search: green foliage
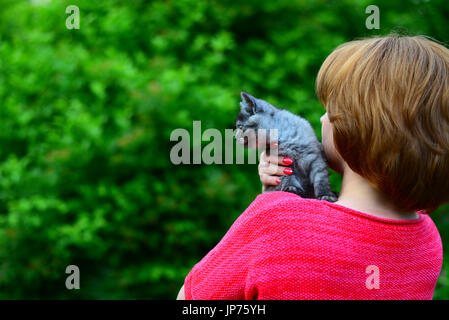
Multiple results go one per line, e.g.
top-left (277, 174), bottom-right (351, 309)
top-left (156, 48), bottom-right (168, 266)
top-left (0, 0), bottom-right (448, 299)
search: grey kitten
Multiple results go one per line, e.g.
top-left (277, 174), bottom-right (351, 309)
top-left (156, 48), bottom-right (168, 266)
top-left (235, 91), bottom-right (337, 202)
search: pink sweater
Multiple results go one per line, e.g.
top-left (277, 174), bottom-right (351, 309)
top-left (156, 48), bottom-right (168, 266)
top-left (184, 191), bottom-right (443, 300)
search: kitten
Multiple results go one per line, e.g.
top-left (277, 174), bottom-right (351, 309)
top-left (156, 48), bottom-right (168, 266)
top-left (235, 91), bottom-right (337, 202)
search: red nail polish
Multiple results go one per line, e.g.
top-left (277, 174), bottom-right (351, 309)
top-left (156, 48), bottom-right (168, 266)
top-left (284, 167), bottom-right (293, 175)
top-left (283, 157), bottom-right (293, 165)
top-left (276, 178), bottom-right (281, 184)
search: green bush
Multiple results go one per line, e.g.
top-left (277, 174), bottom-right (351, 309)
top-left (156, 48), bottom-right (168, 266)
top-left (0, 0), bottom-right (447, 299)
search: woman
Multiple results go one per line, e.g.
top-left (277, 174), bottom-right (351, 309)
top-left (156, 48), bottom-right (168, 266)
top-left (177, 35), bottom-right (449, 299)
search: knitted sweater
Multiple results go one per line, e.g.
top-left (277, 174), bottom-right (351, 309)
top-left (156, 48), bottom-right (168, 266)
top-left (184, 191), bottom-right (443, 300)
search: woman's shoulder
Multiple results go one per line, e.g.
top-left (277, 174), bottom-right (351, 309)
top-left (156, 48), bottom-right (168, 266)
top-left (241, 191), bottom-right (332, 228)
top-left (251, 190), bottom-right (319, 208)
top-left (245, 191), bottom-right (435, 230)
top-left (249, 191), bottom-right (331, 215)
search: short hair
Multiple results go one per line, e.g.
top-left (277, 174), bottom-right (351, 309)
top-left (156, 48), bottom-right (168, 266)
top-left (316, 35), bottom-right (449, 212)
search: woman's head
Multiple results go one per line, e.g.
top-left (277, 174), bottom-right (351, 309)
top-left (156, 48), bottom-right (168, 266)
top-left (316, 35), bottom-right (449, 212)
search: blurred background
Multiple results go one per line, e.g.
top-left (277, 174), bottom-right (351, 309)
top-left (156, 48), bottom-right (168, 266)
top-left (0, 0), bottom-right (447, 299)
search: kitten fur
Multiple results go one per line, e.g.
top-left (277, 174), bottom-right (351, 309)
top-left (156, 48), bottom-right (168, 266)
top-left (235, 91), bottom-right (337, 202)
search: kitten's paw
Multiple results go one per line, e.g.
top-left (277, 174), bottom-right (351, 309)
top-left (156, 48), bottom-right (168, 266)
top-left (283, 186), bottom-right (304, 196)
top-left (317, 194), bottom-right (338, 202)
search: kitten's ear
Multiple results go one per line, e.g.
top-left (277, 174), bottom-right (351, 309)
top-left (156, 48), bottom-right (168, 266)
top-left (240, 91), bottom-right (262, 114)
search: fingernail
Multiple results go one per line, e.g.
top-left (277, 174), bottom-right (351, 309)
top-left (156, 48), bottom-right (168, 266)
top-left (272, 143), bottom-right (278, 148)
top-left (284, 168), bottom-right (293, 175)
top-left (275, 178), bottom-right (281, 184)
top-left (283, 157), bottom-right (293, 165)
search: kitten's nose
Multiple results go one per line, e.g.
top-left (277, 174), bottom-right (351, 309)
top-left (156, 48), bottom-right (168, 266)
top-left (235, 128), bottom-right (247, 145)
top-left (235, 128), bottom-right (242, 140)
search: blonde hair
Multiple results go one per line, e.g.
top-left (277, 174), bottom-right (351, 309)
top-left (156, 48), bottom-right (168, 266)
top-left (316, 35), bottom-right (449, 212)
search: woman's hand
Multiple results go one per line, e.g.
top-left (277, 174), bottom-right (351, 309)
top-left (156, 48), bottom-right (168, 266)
top-left (258, 147), bottom-right (293, 193)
